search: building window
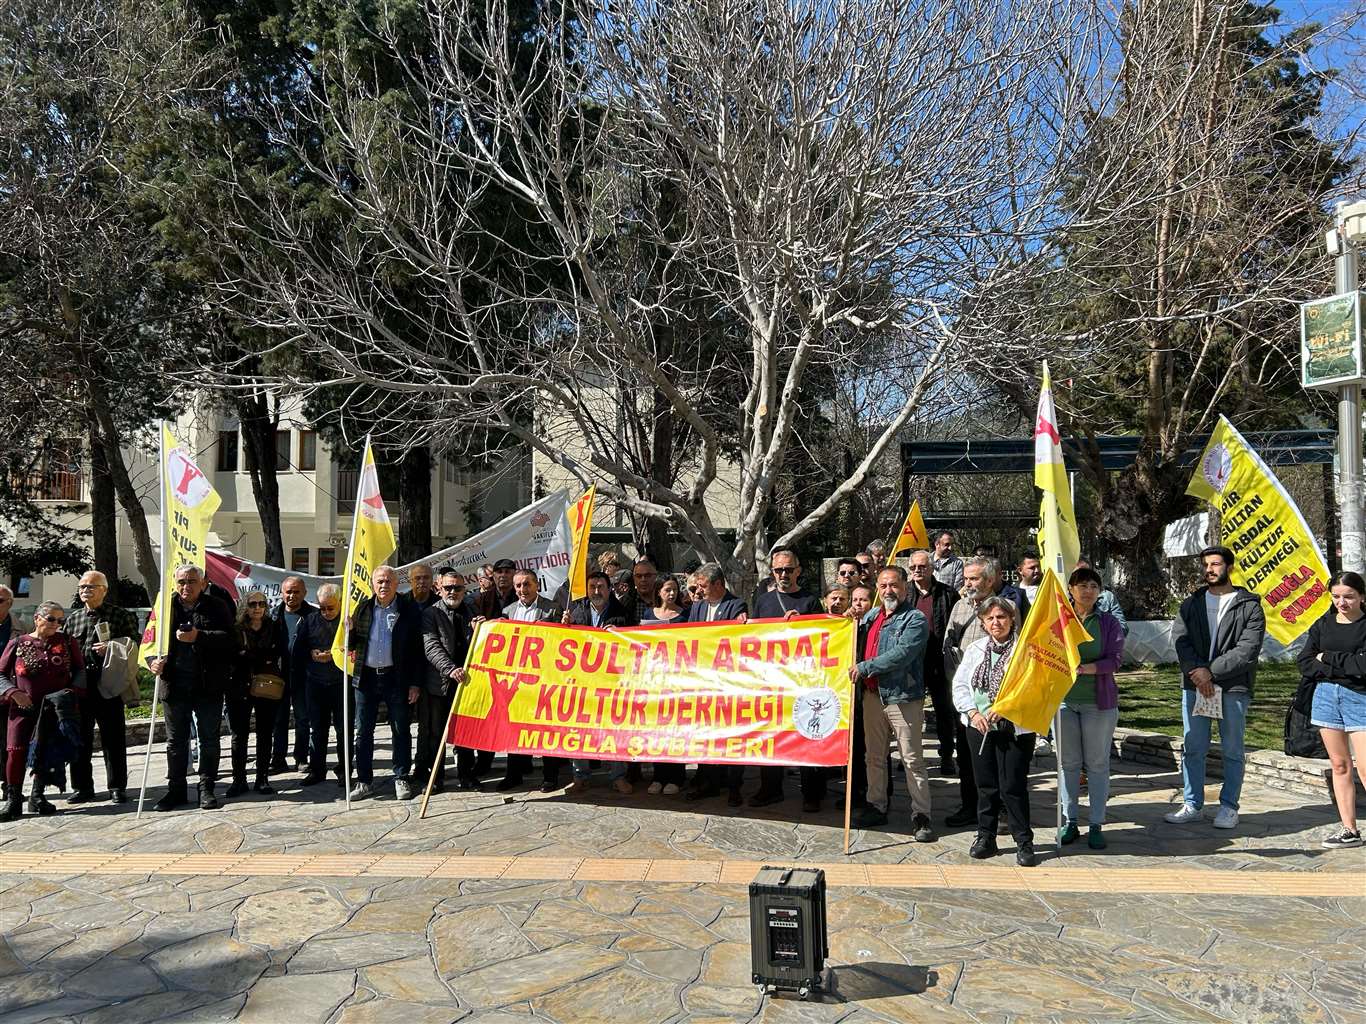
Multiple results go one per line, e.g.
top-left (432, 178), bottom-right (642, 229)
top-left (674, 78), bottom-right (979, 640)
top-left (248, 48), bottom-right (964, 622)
top-left (298, 430), bottom-right (317, 471)
top-left (317, 548), bottom-right (337, 575)
top-left (216, 432), bottom-right (239, 472)
top-left (290, 548), bottom-right (310, 572)
top-left (275, 430), bottom-right (291, 471)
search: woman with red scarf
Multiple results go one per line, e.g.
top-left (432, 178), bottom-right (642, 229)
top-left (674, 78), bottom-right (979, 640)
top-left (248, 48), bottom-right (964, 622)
top-left (0, 601), bottom-right (86, 820)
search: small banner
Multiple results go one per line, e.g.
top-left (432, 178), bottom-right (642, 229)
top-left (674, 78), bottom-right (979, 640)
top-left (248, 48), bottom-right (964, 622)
top-left (567, 485), bottom-right (596, 601)
top-left (332, 439), bottom-right (397, 671)
top-left (449, 616), bottom-right (856, 766)
top-left (1186, 415), bottom-right (1332, 644)
top-left (991, 568), bottom-right (1092, 735)
top-left (888, 499), bottom-right (928, 559)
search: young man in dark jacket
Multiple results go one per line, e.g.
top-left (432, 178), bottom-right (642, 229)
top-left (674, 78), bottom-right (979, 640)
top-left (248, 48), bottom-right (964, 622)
top-left (148, 566), bottom-right (236, 810)
top-left (1167, 545), bottom-right (1267, 830)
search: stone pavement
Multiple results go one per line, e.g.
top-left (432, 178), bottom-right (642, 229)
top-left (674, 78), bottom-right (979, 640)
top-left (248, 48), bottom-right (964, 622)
top-left (0, 736), bottom-right (1360, 1024)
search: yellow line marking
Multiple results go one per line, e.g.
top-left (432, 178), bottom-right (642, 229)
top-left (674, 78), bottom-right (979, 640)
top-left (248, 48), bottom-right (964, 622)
top-left (0, 851), bottom-right (1355, 897)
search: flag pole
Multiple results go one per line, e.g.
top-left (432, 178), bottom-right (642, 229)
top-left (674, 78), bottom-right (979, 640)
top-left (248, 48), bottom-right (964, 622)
top-left (419, 621), bottom-right (482, 820)
top-left (842, 678), bottom-right (859, 855)
top-left (1051, 552), bottom-right (1066, 858)
top-left (339, 446), bottom-right (365, 812)
top-left (136, 423), bottom-right (170, 820)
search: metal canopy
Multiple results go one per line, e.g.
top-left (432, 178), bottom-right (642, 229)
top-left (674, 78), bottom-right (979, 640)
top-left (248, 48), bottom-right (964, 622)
top-left (901, 430), bottom-right (1337, 476)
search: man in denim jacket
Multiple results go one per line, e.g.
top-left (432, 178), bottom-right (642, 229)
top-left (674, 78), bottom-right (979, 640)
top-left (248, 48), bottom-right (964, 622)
top-left (850, 566), bottom-right (933, 841)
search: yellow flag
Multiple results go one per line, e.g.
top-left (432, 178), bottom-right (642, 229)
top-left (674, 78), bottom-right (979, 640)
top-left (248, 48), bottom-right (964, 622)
top-left (888, 499), bottom-right (929, 559)
top-left (1034, 362), bottom-right (1080, 577)
top-left (332, 440), bottom-right (397, 671)
top-left (567, 485), bottom-right (596, 601)
top-left (991, 568), bottom-right (1092, 735)
top-left (142, 422), bottom-right (223, 662)
top-left (1186, 415), bottom-right (1331, 644)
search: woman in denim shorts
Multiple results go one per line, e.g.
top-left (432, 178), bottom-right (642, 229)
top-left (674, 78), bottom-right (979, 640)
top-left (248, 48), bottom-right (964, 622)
top-left (1296, 571), bottom-right (1366, 849)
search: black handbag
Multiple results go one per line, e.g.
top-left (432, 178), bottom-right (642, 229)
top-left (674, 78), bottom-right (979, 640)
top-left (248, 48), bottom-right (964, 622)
top-left (1283, 677), bottom-right (1327, 759)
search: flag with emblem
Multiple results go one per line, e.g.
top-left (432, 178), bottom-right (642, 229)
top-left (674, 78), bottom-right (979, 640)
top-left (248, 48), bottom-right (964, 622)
top-left (990, 568), bottom-right (1092, 735)
top-left (567, 485), bottom-right (596, 601)
top-left (1035, 361), bottom-right (1080, 577)
top-left (332, 439), bottom-right (397, 671)
top-left (887, 499), bottom-right (929, 560)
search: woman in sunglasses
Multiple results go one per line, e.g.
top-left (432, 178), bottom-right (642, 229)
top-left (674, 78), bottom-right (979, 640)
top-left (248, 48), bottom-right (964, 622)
top-left (228, 590), bottom-right (284, 797)
top-left (0, 601), bottom-right (86, 820)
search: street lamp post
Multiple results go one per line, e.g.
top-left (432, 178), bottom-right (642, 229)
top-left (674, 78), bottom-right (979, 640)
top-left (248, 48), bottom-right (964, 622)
top-left (1330, 201), bottom-right (1365, 573)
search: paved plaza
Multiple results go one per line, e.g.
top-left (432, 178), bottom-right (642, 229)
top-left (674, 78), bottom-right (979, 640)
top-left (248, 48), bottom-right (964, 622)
top-left (0, 736), bottom-right (1361, 1024)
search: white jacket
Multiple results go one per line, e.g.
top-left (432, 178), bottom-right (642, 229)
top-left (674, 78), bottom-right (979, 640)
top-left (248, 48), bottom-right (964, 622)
top-left (951, 635), bottom-right (1034, 736)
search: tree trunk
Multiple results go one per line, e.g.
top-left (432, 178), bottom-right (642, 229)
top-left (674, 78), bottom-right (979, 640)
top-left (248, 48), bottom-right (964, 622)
top-left (238, 392), bottom-right (286, 567)
top-left (1098, 457), bottom-right (1192, 618)
top-left (86, 412), bottom-right (118, 586)
top-left (89, 394), bottom-right (160, 599)
top-left (398, 445), bottom-right (432, 563)
top-left (644, 387), bottom-right (675, 573)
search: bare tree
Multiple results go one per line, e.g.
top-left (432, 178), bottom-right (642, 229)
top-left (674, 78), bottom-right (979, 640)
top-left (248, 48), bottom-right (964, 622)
top-left (208, 0), bottom-right (1098, 588)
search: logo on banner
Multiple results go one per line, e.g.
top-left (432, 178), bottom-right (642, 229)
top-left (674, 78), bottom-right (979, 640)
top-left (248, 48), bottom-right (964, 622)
top-left (358, 462), bottom-right (388, 522)
top-left (792, 686), bottom-right (840, 741)
top-left (531, 510), bottom-right (550, 527)
top-left (1201, 444), bottom-right (1232, 493)
top-left (167, 449), bottom-right (213, 508)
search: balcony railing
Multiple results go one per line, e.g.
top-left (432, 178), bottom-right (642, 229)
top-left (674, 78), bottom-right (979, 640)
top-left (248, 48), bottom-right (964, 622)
top-left (336, 468), bottom-right (399, 516)
top-left (13, 466), bottom-right (82, 501)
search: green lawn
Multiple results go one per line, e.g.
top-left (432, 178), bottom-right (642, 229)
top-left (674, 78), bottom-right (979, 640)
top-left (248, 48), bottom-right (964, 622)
top-left (1117, 662), bottom-right (1297, 751)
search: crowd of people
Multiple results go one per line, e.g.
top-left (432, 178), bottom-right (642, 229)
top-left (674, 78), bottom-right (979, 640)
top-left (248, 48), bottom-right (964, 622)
top-left (0, 531), bottom-right (1362, 857)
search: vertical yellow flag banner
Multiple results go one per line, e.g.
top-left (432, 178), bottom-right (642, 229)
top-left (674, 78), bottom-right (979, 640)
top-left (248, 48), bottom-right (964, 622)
top-left (1035, 362), bottom-right (1081, 577)
top-left (143, 423), bottom-right (222, 661)
top-left (991, 569), bottom-right (1092, 735)
top-left (1186, 416), bottom-right (1332, 645)
top-left (888, 499), bottom-right (928, 559)
top-left (332, 441), bottom-right (397, 670)
top-left (567, 485), bottom-right (596, 602)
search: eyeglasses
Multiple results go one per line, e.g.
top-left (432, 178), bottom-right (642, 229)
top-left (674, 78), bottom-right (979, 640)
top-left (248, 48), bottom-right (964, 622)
top-left (772, 566), bottom-right (796, 575)
top-left (246, 600), bottom-right (267, 608)
top-left (77, 583), bottom-right (105, 590)
top-left (440, 585), bottom-right (465, 593)
top-left (42, 615), bottom-right (65, 624)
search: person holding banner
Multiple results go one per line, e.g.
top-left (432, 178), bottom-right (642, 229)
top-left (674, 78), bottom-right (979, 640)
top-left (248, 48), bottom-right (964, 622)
top-left (684, 564), bottom-right (750, 805)
top-left (1056, 567), bottom-right (1126, 850)
top-left (149, 566), bottom-right (236, 811)
top-left (1167, 546), bottom-right (1267, 830)
top-left (1295, 571), bottom-right (1366, 849)
top-left (497, 570), bottom-right (566, 793)
top-left (851, 566), bottom-right (934, 842)
top-left (296, 585), bottom-right (347, 788)
top-left (348, 567), bottom-right (424, 802)
top-left (951, 597), bottom-right (1036, 866)
top-left (652, 578), bottom-right (686, 623)
top-left (420, 571), bottom-right (479, 793)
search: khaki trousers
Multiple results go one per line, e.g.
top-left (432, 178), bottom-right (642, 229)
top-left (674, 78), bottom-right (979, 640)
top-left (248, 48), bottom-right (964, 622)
top-left (862, 691), bottom-right (931, 817)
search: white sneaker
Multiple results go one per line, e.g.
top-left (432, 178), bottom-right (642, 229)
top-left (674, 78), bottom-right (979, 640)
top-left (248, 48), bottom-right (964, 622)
top-left (1212, 806), bottom-right (1239, 829)
top-left (1163, 804), bottom-right (1202, 824)
top-left (394, 778), bottom-right (413, 801)
top-left (349, 782), bottom-right (373, 801)
top-left (647, 781), bottom-right (664, 795)
top-left (662, 783), bottom-right (681, 796)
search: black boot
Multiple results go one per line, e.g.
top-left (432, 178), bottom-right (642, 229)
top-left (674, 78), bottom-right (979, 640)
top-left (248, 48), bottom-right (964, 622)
top-left (199, 784), bottom-right (219, 810)
top-left (0, 790), bottom-right (22, 822)
top-left (225, 774), bottom-right (249, 799)
top-left (154, 786), bottom-right (188, 812)
top-left (26, 783), bottom-right (57, 816)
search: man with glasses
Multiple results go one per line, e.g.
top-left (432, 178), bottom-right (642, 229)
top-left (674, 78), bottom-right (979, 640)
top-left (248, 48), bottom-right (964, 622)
top-left (148, 565), bottom-right (235, 811)
top-left (65, 571), bottom-right (139, 804)
top-left (834, 558), bottom-right (863, 593)
top-left (420, 571), bottom-right (483, 793)
top-left (407, 563), bottom-right (439, 609)
top-left (907, 550), bottom-right (959, 778)
top-left (270, 575), bottom-right (316, 774)
top-left (295, 584), bottom-right (347, 788)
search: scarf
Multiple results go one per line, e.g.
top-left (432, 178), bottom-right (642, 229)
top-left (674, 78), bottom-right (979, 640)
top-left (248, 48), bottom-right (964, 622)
top-left (971, 634), bottom-right (1016, 703)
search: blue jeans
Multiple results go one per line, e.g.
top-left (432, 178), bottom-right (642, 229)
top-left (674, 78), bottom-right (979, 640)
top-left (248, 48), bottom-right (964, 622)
top-left (1057, 702), bottom-right (1118, 826)
top-left (353, 668), bottom-right (412, 784)
top-left (1181, 687), bottom-right (1250, 811)
top-left (572, 759), bottom-right (626, 781)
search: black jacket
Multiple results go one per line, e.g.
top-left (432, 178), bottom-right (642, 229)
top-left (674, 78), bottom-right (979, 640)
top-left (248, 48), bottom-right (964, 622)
top-left (421, 601), bottom-right (472, 696)
top-left (998, 583), bottom-right (1031, 622)
top-left (294, 612), bottom-right (343, 688)
top-left (271, 601), bottom-right (317, 688)
top-left (751, 589), bottom-right (822, 619)
top-left (1172, 587), bottom-right (1267, 695)
top-left (909, 578), bottom-right (956, 684)
top-left (347, 593), bottom-right (424, 682)
top-left (685, 590), bottom-right (748, 623)
top-left (565, 595), bottom-right (634, 627)
top-left (475, 586), bottom-right (517, 620)
top-left (160, 592), bottom-right (236, 697)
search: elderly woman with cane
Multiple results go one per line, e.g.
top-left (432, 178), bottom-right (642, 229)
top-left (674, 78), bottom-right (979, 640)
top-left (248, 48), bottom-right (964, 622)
top-left (952, 596), bottom-right (1037, 866)
top-left (0, 602), bottom-right (86, 820)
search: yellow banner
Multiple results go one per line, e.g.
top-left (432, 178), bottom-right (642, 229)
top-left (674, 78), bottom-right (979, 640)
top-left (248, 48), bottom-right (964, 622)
top-left (567, 485), bottom-right (595, 602)
top-left (1035, 362), bottom-right (1080, 576)
top-left (142, 423), bottom-right (222, 662)
top-left (991, 568), bottom-right (1091, 735)
top-left (1186, 416), bottom-right (1331, 644)
top-left (450, 616), bottom-right (855, 766)
top-left (332, 440), bottom-right (397, 670)
top-left (888, 499), bottom-right (928, 558)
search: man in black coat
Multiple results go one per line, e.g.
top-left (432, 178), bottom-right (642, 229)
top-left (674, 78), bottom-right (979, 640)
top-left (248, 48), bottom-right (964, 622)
top-left (346, 565), bottom-right (424, 801)
top-left (563, 571), bottom-right (634, 627)
top-left (474, 558), bottom-right (517, 619)
top-left (148, 566), bottom-right (236, 810)
top-left (907, 550), bottom-right (960, 776)
top-left (270, 576), bottom-right (316, 773)
top-left (419, 570), bottom-right (481, 792)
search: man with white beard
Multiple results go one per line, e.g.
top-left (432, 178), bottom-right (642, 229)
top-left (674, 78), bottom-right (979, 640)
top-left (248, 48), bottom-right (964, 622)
top-left (848, 566), bottom-right (934, 842)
